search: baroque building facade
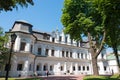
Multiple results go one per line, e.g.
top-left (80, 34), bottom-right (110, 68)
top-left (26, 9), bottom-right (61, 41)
top-left (0, 21), bottom-right (113, 77)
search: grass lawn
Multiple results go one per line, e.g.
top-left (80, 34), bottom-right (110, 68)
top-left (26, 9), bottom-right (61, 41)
top-left (84, 74), bottom-right (120, 80)
top-left (0, 78), bottom-right (42, 80)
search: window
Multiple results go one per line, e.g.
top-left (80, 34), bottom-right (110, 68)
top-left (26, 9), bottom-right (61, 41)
top-left (52, 37), bottom-right (55, 42)
top-left (59, 36), bottom-right (62, 42)
top-left (87, 66), bottom-right (89, 71)
top-left (29, 64), bottom-right (32, 71)
top-left (83, 66), bottom-right (85, 71)
top-left (73, 66), bottom-right (75, 71)
top-left (43, 65), bottom-right (47, 71)
top-left (104, 66), bottom-right (107, 71)
top-left (60, 66), bottom-right (63, 71)
top-left (81, 53), bottom-right (83, 59)
top-left (78, 53), bottom-right (80, 58)
top-left (17, 64), bottom-right (23, 71)
top-left (51, 50), bottom-right (54, 56)
top-left (77, 41), bottom-right (79, 47)
top-left (71, 39), bottom-right (73, 44)
top-left (38, 48), bottom-right (41, 55)
top-left (78, 66), bottom-right (81, 71)
top-left (66, 51), bottom-right (68, 57)
top-left (50, 65), bottom-right (53, 71)
top-left (43, 33), bottom-right (50, 40)
top-left (65, 36), bottom-right (67, 43)
top-left (20, 42), bottom-right (26, 51)
top-left (45, 49), bottom-right (49, 56)
top-left (36, 65), bottom-right (39, 71)
top-left (62, 51), bottom-right (64, 57)
top-left (70, 52), bottom-right (72, 58)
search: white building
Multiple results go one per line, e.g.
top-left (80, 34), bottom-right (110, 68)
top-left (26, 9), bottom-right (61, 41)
top-left (0, 20), bottom-right (114, 77)
top-left (106, 53), bottom-right (120, 74)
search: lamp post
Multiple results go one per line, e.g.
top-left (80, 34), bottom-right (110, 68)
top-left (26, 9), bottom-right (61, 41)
top-left (5, 33), bottom-right (17, 80)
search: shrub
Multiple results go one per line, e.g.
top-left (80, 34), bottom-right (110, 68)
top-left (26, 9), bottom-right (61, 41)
top-left (110, 74), bottom-right (120, 79)
top-left (84, 75), bottom-right (108, 80)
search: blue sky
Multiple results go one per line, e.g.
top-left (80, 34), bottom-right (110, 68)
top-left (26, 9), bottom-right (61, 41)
top-left (0, 0), bottom-right (64, 32)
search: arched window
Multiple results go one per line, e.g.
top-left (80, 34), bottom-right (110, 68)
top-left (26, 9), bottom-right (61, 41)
top-left (43, 64), bottom-right (48, 71)
top-left (50, 65), bottom-right (53, 71)
top-left (36, 65), bottom-right (39, 71)
top-left (43, 65), bottom-right (46, 71)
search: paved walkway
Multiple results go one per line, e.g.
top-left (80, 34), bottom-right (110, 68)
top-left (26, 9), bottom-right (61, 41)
top-left (40, 75), bottom-right (85, 80)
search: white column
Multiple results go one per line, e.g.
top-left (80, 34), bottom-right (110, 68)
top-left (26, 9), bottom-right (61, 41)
top-left (49, 49), bottom-right (51, 57)
top-left (57, 62), bottom-right (61, 75)
top-left (14, 35), bottom-right (21, 52)
top-left (50, 37), bottom-right (52, 42)
top-left (23, 60), bottom-right (29, 76)
top-left (25, 43), bottom-right (31, 52)
top-left (75, 63), bottom-right (78, 74)
top-left (64, 62), bottom-right (67, 73)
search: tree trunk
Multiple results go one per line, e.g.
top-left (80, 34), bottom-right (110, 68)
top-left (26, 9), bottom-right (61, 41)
top-left (113, 46), bottom-right (120, 74)
top-left (87, 31), bottom-right (106, 75)
top-left (90, 48), bottom-right (99, 75)
top-left (92, 57), bottom-right (99, 75)
top-left (88, 32), bottom-right (99, 75)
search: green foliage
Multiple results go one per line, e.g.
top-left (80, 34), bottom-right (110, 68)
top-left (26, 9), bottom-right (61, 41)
top-left (84, 75), bottom-right (120, 80)
top-left (110, 74), bottom-right (120, 79)
top-left (84, 76), bottom-right (108, 80)
top-left (61, 0), bottom-right (104, 42)
top-left (0, 0), bottom-right (34, 12)
top-left (0, 27), bottom-right (9, 65)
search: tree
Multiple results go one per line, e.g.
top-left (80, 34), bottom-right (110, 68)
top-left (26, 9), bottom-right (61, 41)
top-left (0, 0), bottom-right (34, 12)
top-left (61, 0), bottom-right (106, 75)
top-left (0, 27), bottom-right (9, 66)
top-left (95, 0), bottom-right (120, 73)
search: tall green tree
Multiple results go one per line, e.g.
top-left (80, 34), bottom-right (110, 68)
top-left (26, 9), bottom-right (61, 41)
top-left (95, 0), bottom-right (120, 73)
top-left (0, 0), bottom-right (34, 12)
top-left (61, 0), bottom-right (105, 75)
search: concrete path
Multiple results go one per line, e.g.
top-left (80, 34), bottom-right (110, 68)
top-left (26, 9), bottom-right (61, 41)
top-left (40, 75), bottom-right (85, 80)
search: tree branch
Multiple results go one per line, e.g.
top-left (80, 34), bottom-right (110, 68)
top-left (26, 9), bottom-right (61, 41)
top-left (95, 30), bottom-right (106, 58)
